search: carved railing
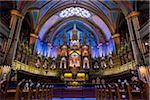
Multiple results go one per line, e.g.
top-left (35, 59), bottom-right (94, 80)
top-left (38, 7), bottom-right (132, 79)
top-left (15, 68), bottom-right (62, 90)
top-left (12, 60), bottom-right (58, 77)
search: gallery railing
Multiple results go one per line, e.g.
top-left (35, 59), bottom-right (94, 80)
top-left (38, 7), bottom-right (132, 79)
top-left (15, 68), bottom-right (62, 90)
top-left (90, 61), bottom-right (136, 76)
top-left (102, 61), bottom-right (136, 76)
top-left (12, 60), bottom-right (58, 77)
top-left (12, 60), bottom-right (136, 77)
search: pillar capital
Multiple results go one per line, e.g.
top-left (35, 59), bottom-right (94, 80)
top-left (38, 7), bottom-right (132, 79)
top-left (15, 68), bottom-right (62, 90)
top-left (30, 33), bottom-right (38, 45)
top-left (30, 33), bottom-right (38, 39)
top-left (111, 33), bottom-right (120, 39)
top-left (112, 33), bottom-right (120, 50)
top-left (10, 10), bottom-right (22, 18)
top-left (126, 11), bottom-right (139, 19)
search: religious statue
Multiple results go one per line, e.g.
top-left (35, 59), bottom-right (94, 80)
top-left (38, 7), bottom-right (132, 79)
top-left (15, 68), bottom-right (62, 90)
top-left (43, 59), bottom-right (48, 69)
top-left (101, 56), bottom-right (107, 68)
top-left (51, 60), bottom-right (56, 69)
top-left (108, 54), bottom-right (113, 67)
top-left (16, 41), bottom-right (23, 61)
top-left (60, 57), bottom-right (67, 69)
top-left (35, 57), bottom-right (41, 68)
top-left (24, 80), bottom-right (29, 90)
top-left (69, 52), bottom-right (80, 68)
top-left (21, 42), bottom-right (26, 63)
top-left (92, 79), bottom-right (95, 84)
top-left (94, 62), bottom-right (99, 69)
top-left (96, 77), bottom-right (100, 84)
top-left (83, 57), bottom-right (89, 69)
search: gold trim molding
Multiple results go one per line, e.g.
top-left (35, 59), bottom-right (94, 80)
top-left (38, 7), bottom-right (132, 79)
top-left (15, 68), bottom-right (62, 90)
top-left (112, 34), bottom-right (120, 39)
top-left (127, 11), bottom-right (139, 19)
top-left (11, 10), bottom-right (22, 17)
top-left (12, 60), bottom-right (58, 77)
top-left (30, 33), bottom-right (38, 38)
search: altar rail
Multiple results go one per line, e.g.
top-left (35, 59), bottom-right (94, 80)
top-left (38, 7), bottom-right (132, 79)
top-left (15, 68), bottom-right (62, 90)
top-left (12, 60), bottom-right (58, 77)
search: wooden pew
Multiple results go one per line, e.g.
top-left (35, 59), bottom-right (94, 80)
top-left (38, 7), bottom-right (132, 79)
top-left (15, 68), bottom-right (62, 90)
top-left (15, 79), bottom-right (25, 100)
top-left (119, 82), bottom-right (126, 99)
top-left (95, 89), bottom-right (99, 100)
top-left (108, 84), bottom-right (113, 100)
top-left (48, 85), bottom-right (53, 99)
top-left (143, 82), bottom-right (149, 100)
top-left (41, 84), bottom-right (46, 99)
top-left (103, 84), bottom-right (108, 99)
top-left (35, 83), bottom-right (40, 99)
top-left (99, 85), bottom-right (103, 100)
top-left (0, 79), bottom-right (7, 100)
top-left (45, 84), bottom-right (49, 99)
top-left (125, 82), bottom-right (132, 100)
top-left (114, 83), bottom-right (121, 100)
top-left (28, 82), bottom-right (34, 100)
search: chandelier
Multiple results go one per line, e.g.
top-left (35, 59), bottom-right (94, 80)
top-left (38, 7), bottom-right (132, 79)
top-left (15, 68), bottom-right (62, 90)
top-left (59, 7), bottom-right (91, 18)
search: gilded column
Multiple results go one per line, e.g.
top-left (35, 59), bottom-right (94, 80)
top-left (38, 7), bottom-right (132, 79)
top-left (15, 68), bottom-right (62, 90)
top-left (126, 17), bottom-right (141, 65)
top-left (11, 16), bottom-right (24, 61)
top-left (30, 33), bottom-right (38, 54)
top-left (4, 10), bottom-right (24, 64)
top-left (3, 10), bottom-right (22, 64)
top-left (128, 11), bottom-right (145, 63)
top-left (3, 10), bottom-right (21, 62)
top-left (112, 33), bottom-right (120, 54)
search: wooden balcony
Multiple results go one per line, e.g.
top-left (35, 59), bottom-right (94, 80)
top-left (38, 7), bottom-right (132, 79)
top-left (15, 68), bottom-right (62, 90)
top-left (102, 61), bottom-right (136, 76)
top-left (12, 60), bottom-right (136, 77)
top-left (12, 60), bottom-right (58, 77)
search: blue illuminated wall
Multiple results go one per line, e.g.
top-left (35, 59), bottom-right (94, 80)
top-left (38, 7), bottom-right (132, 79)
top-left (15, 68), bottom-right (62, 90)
top-left (52, 23), bottom-right (97, 47)
top-left (35, 21), bottom-right (115, 58)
